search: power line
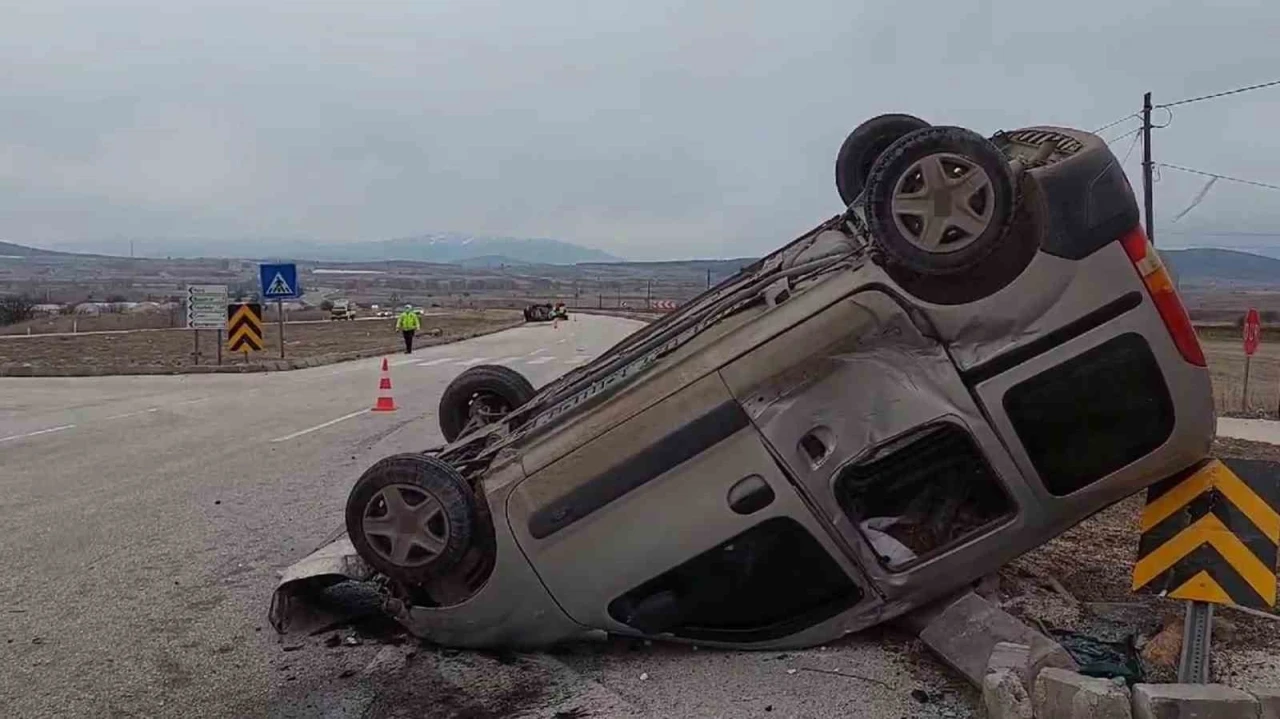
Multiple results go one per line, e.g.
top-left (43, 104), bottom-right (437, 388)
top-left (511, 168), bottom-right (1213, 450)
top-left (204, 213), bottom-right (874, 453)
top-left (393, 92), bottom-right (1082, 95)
top-left (1119, 129), bottom-right (1142, 164)
top-left (1156, 78), bottom-right (1280, 109)
top-left (1093, 113), bottom-right (1140, 134)
top-left (1156, 163), bottom-right (1280, 192)
top-left (1105, 126), bottom-right (1142, 146)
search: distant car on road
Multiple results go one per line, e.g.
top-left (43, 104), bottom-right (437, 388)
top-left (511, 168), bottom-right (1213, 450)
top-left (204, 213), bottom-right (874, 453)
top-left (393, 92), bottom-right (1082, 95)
top-left (329, 299), bottom-right (357, 320)
top-left (275, 118), bottom-right (1213, 652)
top-left (523, 303), bottom-right (555, 322)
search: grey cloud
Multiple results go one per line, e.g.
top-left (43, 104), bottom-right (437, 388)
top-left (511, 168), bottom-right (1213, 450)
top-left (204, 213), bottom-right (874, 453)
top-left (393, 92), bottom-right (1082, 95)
top-left (2, 0), bottom-right (1280, 259)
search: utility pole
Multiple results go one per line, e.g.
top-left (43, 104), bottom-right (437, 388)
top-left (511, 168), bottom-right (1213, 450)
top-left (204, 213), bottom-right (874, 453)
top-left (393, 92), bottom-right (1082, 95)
top-left (1143, 90), bottom-right (1208, 677)
top-left (1142, 91), bottom-right (1156, 245)
top-left (706, 268), bottom-right (712, 289)
top-left (646, 278), bottom-right (653, 309)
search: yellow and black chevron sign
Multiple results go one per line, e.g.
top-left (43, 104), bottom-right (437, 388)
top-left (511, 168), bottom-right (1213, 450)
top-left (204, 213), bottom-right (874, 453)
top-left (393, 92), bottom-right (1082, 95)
top-left (226, 302), bottom-right (263, 352)
top-left (1132, 458), bottom-right (1280, 609)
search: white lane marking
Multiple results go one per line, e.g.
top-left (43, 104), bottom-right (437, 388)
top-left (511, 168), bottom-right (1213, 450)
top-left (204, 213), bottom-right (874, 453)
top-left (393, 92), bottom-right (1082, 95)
top-left (173, 397), bottom-right (210, 406)
top-left (0, 424), bottom-right (76, 444)
top-left (455, 357), bottom-right (492, 367)
top-left (526, 356), bottom-right (556, 365)
top-left (416, 357), bottom-right (459, 367)
top-left (491, 356), bottom-right (521, 365)
top-left (103, 408), bottom-right (160, 421)
top-left (564, 356), bottom-right (590, 365)
top-left (530, 348), bottom-right (547, 355)
top-left (269, 409), bottom-right (370, 443)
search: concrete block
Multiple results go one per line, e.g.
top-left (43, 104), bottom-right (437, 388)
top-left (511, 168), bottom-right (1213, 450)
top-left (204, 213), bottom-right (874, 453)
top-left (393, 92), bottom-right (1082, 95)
top-left (1034, 668), bottom-right (1131, 719)
top-left (913, 591), bottom-right (1076, 687)
top-left (1253, 687), bottom-right (1280, 719)
top-left (988, 642), bottom-right (1032, 685)
top-left (984, 669), bottom-right (1033, 719)
top-left (1132, 684), bottom-right (1258, 719)
top-left (1029, 633), bottom-right (1081, 680)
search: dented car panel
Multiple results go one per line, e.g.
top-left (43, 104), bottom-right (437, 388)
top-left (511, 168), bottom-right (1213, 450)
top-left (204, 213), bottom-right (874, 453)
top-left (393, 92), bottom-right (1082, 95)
top-left (273, 123), bottom-right (1216, 651)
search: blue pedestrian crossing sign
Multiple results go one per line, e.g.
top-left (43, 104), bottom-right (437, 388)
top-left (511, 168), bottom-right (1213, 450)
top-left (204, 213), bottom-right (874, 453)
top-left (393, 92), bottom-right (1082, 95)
top-left (259, 263), bottom-right (300, 299)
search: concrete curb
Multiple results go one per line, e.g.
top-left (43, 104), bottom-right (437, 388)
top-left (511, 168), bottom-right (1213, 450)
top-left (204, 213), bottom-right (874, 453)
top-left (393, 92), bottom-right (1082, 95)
top-left (0, 320), bottom-right (524, 377)
top-left (985, 665), bottom-right (1276, 718)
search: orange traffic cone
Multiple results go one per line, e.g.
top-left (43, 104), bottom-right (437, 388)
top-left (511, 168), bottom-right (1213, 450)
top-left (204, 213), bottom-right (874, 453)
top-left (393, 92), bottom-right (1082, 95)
top-left (373, 357), bottom-right (398, 412)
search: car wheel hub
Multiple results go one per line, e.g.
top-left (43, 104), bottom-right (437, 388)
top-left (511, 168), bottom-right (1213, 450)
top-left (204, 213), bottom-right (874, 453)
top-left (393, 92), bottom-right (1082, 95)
top-left (890, 152), bottom-right (994, 253)
top-left (361, 483), bottom-right (451, 567)
top-left (467, 392), bottom-right (511, 426)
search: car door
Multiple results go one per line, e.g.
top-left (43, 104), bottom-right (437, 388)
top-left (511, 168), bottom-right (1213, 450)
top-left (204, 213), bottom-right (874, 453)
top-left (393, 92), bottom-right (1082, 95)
top-left (717, 287), bottom-right (1034, 605)
top-left (506, 370), bottom-right (876, 645)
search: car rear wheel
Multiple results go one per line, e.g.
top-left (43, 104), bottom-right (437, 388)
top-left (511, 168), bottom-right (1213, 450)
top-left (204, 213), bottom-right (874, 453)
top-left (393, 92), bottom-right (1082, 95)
top-left (438, 364), bottom-right (536, 442)
top-left (345, 453), bottom-right (476, 584)
top-left (864, 126), bottom-right (1016, 278)
top-left (835, 113), bottom-right (931, 207)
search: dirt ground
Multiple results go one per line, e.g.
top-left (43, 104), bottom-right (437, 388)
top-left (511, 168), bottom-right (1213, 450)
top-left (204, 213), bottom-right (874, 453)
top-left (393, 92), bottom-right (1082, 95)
top-left (0, 310), bottom-right (521, 371)
top-left (1203, 336), bottom-right (1280, 416)
top-left (999, 436), bottom-right (1280, 690)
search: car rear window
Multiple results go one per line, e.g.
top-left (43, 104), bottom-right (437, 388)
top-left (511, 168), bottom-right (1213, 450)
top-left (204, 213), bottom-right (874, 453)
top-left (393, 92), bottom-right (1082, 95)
top-left (1003, 332), bottom-right (1175, 496)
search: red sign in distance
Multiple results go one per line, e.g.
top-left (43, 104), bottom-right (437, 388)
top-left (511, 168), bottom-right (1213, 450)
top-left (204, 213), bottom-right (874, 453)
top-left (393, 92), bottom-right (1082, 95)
top-left (1245, 308), bottom-right (1261, 356)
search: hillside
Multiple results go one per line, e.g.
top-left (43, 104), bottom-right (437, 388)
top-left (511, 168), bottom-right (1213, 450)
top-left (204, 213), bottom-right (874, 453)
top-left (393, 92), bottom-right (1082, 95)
top-left (0, 241), bottom-right (68, 257)
top-left (380, 235), bottom-right (620, 264)
top-left (1162, 247), bottom-right (1280, 287)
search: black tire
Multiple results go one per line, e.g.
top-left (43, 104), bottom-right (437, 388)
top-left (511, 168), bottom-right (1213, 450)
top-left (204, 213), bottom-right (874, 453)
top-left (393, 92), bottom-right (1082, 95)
top-left (864, 126), bottom-right (1016, 277)
top-left (345, 453), bottom-right (476, 584)
top-left (438, 364), bottom-right (536, 442)
top-left (835, 113), bottom-right (930, 207)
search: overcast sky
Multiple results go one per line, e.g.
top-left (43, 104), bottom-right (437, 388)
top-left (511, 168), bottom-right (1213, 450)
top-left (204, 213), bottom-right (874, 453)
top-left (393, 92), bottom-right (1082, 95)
top-left (3, 0), bottom-right (1280, 260)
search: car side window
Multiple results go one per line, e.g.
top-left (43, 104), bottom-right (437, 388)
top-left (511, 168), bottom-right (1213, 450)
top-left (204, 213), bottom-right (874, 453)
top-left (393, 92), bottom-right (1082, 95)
top-left (607, 517), bottom-right (863, 643)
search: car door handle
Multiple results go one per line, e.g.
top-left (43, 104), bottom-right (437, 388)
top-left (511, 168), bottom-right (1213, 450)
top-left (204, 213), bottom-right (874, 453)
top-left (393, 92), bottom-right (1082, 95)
top-left (728, 475), bottom-right (775, 515)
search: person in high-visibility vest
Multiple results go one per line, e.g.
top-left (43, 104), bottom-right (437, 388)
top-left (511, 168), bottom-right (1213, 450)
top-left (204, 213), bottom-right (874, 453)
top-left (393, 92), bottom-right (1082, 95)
top-left (396, 305), bottom-right (421, 353)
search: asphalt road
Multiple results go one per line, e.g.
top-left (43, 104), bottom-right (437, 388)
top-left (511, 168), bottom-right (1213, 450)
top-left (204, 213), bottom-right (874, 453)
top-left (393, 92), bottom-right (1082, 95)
top-left (0, 314), bottom-right (970, 719)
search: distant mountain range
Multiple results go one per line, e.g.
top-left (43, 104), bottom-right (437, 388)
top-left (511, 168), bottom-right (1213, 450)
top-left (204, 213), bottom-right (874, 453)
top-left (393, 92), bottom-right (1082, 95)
top-left (1161, 247), bottom-right (1280, 287)
top-left (9, 235), bottom-right (1280, 289)
top-left (40, 234), bottom-right (622, 265)
top-left (0, 241), bottom-right (69, 257)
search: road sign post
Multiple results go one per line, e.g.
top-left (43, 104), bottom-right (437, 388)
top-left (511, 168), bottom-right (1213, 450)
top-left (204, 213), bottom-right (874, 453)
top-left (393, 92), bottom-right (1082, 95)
top-left (1244, 308), bottom-right (1260, 411)
top-left (1132, 458), bottom-right (1280, 683)
top-left (259, 264), bottom-right (299, 359)
top-left (187, 284), bottom-right (228, 366)
top-left (226, 303), bottom-right (264, 358)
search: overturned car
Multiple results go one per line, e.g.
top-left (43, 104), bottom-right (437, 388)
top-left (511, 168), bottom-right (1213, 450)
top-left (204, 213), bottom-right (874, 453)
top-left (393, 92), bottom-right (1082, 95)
top-left (272, 117), bottom-right (1214, 650)
top-left (523, 303), bottom-right (568, 322)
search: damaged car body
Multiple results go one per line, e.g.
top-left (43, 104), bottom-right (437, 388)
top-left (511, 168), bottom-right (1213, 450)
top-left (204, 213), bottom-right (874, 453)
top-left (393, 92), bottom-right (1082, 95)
top-left (272, 118), bottom-right (1215, 650)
